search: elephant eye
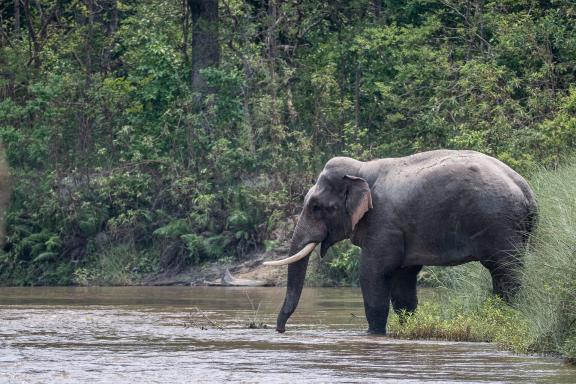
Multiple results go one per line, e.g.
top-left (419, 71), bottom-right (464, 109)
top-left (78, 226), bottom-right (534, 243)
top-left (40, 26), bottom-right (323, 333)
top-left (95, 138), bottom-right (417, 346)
top-left (310, 203), bottom-right (322, 213)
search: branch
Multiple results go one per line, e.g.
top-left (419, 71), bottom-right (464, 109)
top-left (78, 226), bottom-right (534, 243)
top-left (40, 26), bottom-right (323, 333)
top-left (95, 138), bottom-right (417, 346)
top-left (22, 0), bottom-right (41, 66)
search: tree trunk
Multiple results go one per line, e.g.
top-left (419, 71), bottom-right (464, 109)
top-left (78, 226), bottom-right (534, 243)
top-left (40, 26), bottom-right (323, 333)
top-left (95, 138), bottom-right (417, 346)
top-left (186, 0), bottom-right (220, 169)
top-left (77, 0), bottom-right (95, 167)
top-left (101, 0), bottom-right (118, 73)
top-left (188, 0), bottom-right (220, 94)
top-left (354, 66), bottom-right (361, 131)
top-left (373, 0), bottom-right (381, 19)
top-left (0, 144), bottom-right (11, 249)
top-left (181, 0), bottom-right (191, 67)
top-left (22, 0), bottom-right (41, 67)
top-left (14, 0), bottom-right (20, 33)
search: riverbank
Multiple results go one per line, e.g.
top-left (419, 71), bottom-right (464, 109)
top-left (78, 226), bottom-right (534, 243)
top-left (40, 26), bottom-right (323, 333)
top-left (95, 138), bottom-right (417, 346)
top-left (4, 161), bottom-right (576, 366)
top-left (142, 249), bottom-right (288, 287)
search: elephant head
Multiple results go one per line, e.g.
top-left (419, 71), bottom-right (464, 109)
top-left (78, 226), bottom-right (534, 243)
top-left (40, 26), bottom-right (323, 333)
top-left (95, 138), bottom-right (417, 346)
top-left (264, 157), bottom-right (372, 332)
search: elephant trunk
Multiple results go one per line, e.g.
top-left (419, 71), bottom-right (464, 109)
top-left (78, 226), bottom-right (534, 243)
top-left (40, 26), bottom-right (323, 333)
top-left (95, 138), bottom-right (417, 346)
top-left (276, 221), bottom-right (312, 333)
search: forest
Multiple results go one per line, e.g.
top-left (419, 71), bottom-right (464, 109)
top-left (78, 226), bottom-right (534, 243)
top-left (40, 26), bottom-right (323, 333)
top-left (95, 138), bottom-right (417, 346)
top-left (0, 0), bottom-right (575, 286)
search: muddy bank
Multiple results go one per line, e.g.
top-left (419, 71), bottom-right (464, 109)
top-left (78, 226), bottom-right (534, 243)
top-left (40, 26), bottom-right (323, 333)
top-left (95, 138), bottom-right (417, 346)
top-left (143, 248), bottom-right (289, 287)
top-left (143, 217), bottom-right (296, 287)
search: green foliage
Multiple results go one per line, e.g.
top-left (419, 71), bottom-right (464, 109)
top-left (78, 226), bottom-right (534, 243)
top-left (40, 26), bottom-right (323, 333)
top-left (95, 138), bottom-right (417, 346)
top-left (326, 242), bottom-right (361, 285)
top-left (180, 233), bottom-right (231, 264)
top-left (308, 241), bottom-right (361, 286)
top-left (388, 297), bottom-right (533, 353)
top-left (153, 220), bottom-right (192, 238)
top-left (562, 334), bottom-right (576, 364)
top-left (72, 244), bottom-right (157, 286)
top-left (1, 1), bottom-right (576, 285)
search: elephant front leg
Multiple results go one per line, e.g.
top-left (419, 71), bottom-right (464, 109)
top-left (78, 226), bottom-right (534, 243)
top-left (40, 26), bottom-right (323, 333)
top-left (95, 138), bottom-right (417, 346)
top-left (359, 230), bottom-right (405, 334)
top-left (360, 267), bottom-right (393, 334)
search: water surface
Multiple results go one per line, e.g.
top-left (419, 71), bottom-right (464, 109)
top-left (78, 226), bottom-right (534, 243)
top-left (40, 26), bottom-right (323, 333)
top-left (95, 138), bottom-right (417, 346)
top-left (0, 286), bottom-right (574, 383)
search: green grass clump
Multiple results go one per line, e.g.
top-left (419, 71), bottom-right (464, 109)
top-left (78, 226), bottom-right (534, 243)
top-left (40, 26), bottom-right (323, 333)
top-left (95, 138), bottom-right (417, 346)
top-left (387, 297), bottom-right (533, 353)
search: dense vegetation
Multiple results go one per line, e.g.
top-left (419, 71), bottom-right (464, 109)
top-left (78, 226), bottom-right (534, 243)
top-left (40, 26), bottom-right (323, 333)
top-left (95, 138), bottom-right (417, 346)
top-left (0, 1), bottom-right (575, 287)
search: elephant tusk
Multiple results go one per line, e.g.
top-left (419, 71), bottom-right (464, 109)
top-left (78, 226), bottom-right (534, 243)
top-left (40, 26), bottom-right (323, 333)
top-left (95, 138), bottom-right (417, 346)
top-left (263, 243), bottom-right (318, 266)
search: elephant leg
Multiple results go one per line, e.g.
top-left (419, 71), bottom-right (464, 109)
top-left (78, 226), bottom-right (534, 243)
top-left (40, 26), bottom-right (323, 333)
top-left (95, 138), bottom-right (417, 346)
top-left (360, 264), bottom-right (392, 334)
top-left (478, 226), bottom-right (526, 303)
top-left (359, 230), bottom-right (404, 335)
top-left (390, 265), bottom-right (422, 322)
top-left (481, 252), bottom-right (523, 303)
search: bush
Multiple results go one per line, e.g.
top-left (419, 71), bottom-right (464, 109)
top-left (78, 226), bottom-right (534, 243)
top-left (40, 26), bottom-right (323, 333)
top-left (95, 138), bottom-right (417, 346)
top-left (307, 241), bottom-right (361, 287)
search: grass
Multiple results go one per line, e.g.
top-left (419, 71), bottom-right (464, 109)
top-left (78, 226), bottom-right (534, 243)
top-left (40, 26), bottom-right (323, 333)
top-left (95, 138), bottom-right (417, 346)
top-left (516, 162), bottom-right (576, 361)
top-left (387, 296), bottom-right (533, 353)
top-left (73, 244), bottom-right (138, 286)
top-left (244, 291), bottom-right (269, 329)
top-left (388, 161), bottom-right (576, 363)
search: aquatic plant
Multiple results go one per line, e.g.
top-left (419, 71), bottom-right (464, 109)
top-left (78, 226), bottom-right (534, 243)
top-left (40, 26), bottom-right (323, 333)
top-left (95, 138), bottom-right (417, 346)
top-left (244, 291), bottom-right (270, 329)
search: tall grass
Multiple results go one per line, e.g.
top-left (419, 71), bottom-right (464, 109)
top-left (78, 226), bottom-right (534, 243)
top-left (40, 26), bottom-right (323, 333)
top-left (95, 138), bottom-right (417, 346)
top-left (516, 162), bottom-right (576, 361)
top-left (73, 244), bottom-right (139, 286)
top-left (391, 161), bottom-right (576, 362)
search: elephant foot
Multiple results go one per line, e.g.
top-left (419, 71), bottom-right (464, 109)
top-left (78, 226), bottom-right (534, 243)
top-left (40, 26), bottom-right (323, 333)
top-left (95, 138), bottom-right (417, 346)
top-left (367, 327), bottom-right (387, 335)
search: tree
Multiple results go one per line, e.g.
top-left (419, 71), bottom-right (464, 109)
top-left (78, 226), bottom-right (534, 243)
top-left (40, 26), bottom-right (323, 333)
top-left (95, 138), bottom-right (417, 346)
top-left (188, 0), bottom-right (220, 93)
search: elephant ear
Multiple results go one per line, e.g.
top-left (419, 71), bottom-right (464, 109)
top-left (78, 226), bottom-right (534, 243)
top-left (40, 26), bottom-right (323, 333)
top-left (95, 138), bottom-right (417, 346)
top-left (344, 175), bottom-right (373, 232)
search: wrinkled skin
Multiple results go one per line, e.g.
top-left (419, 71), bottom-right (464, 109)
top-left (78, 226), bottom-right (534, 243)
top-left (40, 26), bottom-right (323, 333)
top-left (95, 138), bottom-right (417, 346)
top-left (276, 150), bottom-right (538, 334)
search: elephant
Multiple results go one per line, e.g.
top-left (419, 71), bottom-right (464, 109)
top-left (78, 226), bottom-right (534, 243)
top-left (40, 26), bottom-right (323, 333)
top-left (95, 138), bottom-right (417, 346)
top-left (264, 150), bottom-right (537, 334)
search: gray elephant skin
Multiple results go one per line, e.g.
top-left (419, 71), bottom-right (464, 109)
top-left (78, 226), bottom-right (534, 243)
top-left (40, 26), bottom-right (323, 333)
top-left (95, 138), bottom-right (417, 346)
top-left (266, 150), bottom-right (537, 334)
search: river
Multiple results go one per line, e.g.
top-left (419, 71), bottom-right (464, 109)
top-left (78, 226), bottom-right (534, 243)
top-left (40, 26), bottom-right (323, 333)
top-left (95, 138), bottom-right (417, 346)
top-left (0, 286), bottom-right (574, 383)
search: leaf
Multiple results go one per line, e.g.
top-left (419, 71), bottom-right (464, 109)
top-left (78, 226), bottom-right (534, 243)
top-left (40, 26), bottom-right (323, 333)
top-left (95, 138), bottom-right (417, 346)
top-left (153, 219), bottom-right (191, 238)
top-left (32, 252), bottom-right (57, 264)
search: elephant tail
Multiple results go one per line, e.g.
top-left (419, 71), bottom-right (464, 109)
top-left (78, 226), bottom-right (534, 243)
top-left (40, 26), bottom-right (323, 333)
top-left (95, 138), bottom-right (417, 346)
top-left (518, 185), bottom-right (538, 244)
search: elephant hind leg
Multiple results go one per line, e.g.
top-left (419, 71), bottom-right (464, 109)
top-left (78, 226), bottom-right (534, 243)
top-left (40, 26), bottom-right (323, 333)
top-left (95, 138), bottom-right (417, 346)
top-left (481, 253), bottom-right (523, 303)
top-left (478, 225), bottom-right (527, 303)
top-left (390, 265), bottom-right (422, 322)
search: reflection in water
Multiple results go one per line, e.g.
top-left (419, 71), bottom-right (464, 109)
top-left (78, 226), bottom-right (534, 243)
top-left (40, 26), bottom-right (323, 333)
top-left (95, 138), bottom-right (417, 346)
top-left (0, 286), bottom-right (574, 383)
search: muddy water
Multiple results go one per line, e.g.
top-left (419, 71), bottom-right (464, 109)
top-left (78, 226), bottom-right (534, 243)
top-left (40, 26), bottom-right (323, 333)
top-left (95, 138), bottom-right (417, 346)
top-left (0, 287), bottom-right (574, 383)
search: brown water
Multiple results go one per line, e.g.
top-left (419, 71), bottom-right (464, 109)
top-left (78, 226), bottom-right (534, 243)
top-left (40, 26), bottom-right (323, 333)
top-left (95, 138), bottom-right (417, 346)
top-left (0, 287), bottom-right (574, 383)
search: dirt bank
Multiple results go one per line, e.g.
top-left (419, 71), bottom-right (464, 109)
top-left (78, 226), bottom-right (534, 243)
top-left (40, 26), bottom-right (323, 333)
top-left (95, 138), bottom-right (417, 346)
top-left (142, 249), bottom-right (289, 287)
top-left (143, 217), bottom-right (296, 287)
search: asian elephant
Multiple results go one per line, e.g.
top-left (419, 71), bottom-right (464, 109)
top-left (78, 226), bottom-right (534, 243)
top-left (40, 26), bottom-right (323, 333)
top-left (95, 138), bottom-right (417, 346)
top-left (264, 150), bottom-right (537, 334)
